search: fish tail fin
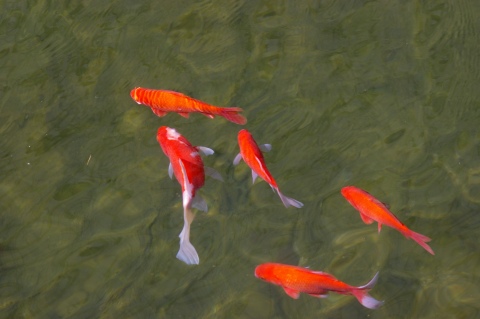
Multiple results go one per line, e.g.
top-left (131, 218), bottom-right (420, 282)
top-left (408, 230), bottom-right (435, 255)
top-left (176, 218), bottom-right (200, 265)
top-left (351, 290), bottom-right (384, 309)
top-left (176, 159), bottom-right (199, 265)
top-left (357, 271), bottom-right (380, 290)
top-left (276, 188), bottom-right (304, 208)
top-left (352, 272), bottom-right (383, 309)
top-left (219, 107), bottom-right (247, 125)
top-left (176, 236), bottom-right (200, 265)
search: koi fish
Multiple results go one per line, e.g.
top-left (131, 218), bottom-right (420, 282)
top-left (157, 126), bottom-right (222, 265)
top-left (233, 129), bottom-right (303, 208)
top-left (255, 263), bottom-right (383, 309)
top-left (341, 186), bottom-right (434, 255)
top-left (131, 87), bottom-right (247, 125)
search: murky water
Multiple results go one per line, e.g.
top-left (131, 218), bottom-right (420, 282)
top-left (1, 0), bottom-right (480, 318)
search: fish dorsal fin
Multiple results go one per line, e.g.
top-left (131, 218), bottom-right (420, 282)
top-left (252, 170), bottom-right (258, 184)
top-left (168, 163), bottom-right (174, 179)
top-left (370, 196), bottom-right (390, 209)
top-left (205, 166), bottom-right (223, 182)
top-left (191, 194), bottom-right (208, 212)
top-left (254, 157), bottom-right (269, 180)
top-left (233, 153), bottom-right (243, 165)
top-left (260, 144), bottom-right (272, 152)
top-left (152, 109), bottom-right (167, 117)
top-left (282, 286), bottom-right (300, 299)
top-left (178, 112), bottom-right (190, 118)
top-left (196, 146), bottom-right (214, 156)
top-left (163, 90), bottom-right (188, 97)
top-left (360, 213), bottom-right (375, 225)
top-left (178, 159), bottom-right (193, 206)
top-left (310, 270), bottom-right (336, 280)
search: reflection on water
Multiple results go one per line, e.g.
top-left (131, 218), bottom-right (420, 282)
top-left (1, 0), bottom-right (480, 318)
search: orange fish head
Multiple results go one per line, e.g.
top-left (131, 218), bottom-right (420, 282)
top-left (156, 126), bottom-right (169, 143)
top-left (341, 186), bottom-right (354, 194)
top-left (157, 126), bottom-right (168, 134)
top-left (341, 186), bottom-right (359, 200)
top-left (237, 129), bottom-right (255, 150)
top-left (130, 87), bottom-right (140, 102)
top-left (238, 129), bottom-right (250, 140)
top-left (255, 263), bottom-right (281, 284)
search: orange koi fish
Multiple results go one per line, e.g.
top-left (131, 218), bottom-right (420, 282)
top-left (341, 186), bottom-right (434, 255)
top-left (255, 263), bottom-right (383, 309)
top-left (131, 87), bottom-right (247, 125)
top-left (157, 126), bottom-right (222, 265)
top-left (233, 129), bottom-right (303, 208)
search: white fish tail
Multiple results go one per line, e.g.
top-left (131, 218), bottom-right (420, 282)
top-left (176, 160), bottom-right (199, 265)
top-left (177, 236), bottom-right (199, 265)
top-left (176, 206), bottom-right (199, 265)
top-left (276, 188), bottom-right (303, 208)
top-left (351, 272), bottom-right (383, 309)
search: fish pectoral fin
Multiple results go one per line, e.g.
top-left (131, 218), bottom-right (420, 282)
top-left (360, 213), bottom-right (375, 225)
top-left (252, 170), bottom-right (259, 184)
top-left (191, 194), bottom-right (208, 212)
top-left (196, 146), bottom-right (214, 156)
top-left (377, 223), bottom-right (382, 233)
top-left (259, 144), bottom-right (272, 152)
top-left (205, 166), bottom-right (223, 182)
top-left (168, 163), bottom-right (174, 179)
top-left (178, 112), bottom-right (190, 118)
top-left (152, 109), bottom-right (168, 117)
top-left (233, 153), bottom-right (243, 166)
top-left (282, 287), bottom-right (300, 299)
top-left (308, 291), bottom-right (329, 298)
top-left (201, 113), bottom-right (215, 119)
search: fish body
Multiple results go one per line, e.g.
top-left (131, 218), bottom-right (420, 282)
top-left (131, 87), bottom-right (247, 125)
top-left (233, 129), bottom-right (303, 208)
top-left (157, 126), bottom-right (219, 265)
top-left (157, 126), bottom-right (205, 192)
top-left (255, 263), bottom-right (383, 309)
top-left (341, 186), bottom-right (434, 255)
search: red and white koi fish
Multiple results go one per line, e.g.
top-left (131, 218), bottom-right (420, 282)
top-left (157, 126), bottom-right (222, 265)
top-left (341, 186), bottom-right (434, 255)
top-left (131, 87), bottom-right (247, 125)
top-left (233, 129), bottom-right (303, 208)
top-left (255, 263), bottom-right (383, 309)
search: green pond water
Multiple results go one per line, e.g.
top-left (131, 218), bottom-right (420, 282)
top-left (1, 0), bottom-right (480, 318)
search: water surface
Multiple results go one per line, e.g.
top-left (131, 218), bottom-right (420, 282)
top-left (1, 0), bottom-right (480, 318)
